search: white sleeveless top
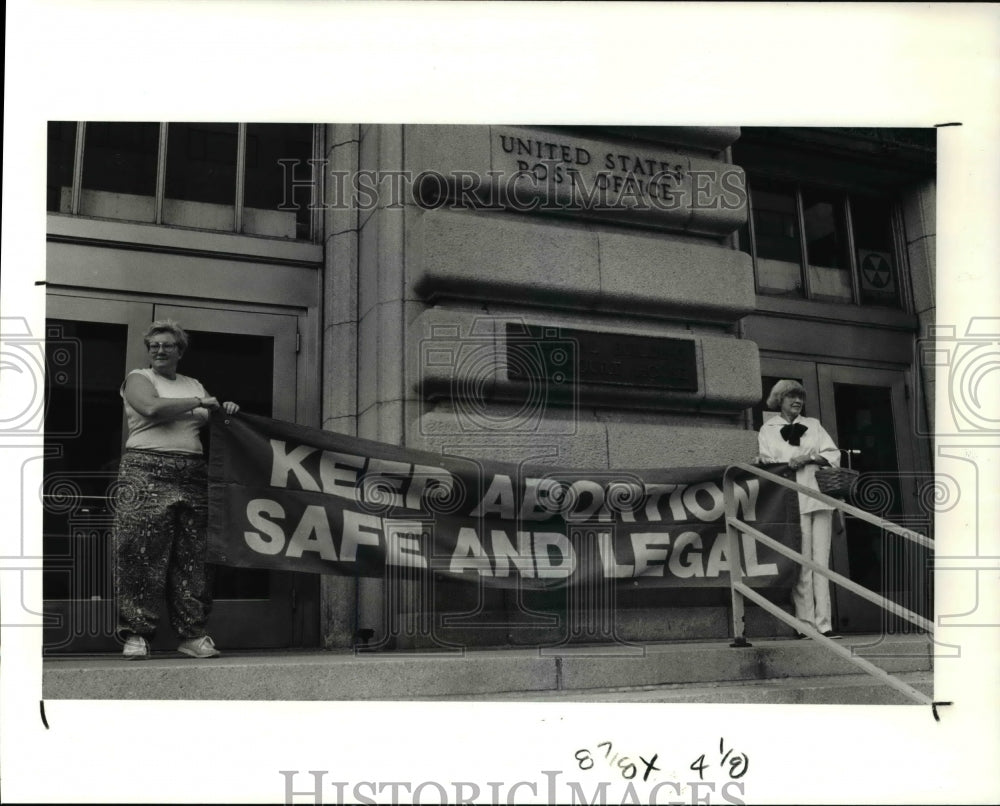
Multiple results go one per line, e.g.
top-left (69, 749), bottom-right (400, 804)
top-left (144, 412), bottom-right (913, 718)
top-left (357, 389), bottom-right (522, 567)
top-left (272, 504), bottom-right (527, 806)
top-left (121, 368), bottom-right (210, 455)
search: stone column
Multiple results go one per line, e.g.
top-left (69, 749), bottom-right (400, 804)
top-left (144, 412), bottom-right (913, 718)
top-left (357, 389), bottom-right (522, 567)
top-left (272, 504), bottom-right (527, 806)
top-left (320, 123), bottom-right (361, 648)
top-left (902, 179), bottom-right (936, 435)
top-left (355, 125), bottom-right (417, 647)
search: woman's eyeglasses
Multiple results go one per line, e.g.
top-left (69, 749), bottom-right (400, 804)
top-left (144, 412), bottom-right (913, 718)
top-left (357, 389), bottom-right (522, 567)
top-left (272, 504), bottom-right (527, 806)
top-left (148, 342), bottom-right (179, 353)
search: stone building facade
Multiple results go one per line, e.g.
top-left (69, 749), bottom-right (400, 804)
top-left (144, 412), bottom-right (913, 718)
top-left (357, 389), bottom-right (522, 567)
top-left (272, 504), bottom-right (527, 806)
top-left (43, 123), bottom-right (935, 653)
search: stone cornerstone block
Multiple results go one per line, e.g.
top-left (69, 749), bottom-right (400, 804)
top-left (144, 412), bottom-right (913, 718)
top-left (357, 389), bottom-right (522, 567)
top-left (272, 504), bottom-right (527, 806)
top-left (412, 209), bottom-right (755, 323)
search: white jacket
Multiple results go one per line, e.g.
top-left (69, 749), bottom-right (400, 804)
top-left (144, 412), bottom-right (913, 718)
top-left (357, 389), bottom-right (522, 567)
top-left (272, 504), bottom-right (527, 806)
top-left (757, 414), bottom-right (841, 514)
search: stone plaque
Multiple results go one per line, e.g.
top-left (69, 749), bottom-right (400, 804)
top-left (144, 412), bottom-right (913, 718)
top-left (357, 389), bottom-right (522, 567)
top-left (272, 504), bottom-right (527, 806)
top-left (506, 324), bottom-right (698, 392)
top-left (406, 125), bottom-right (747, 237)
top-left (489, 126), bottom-right (747, 236)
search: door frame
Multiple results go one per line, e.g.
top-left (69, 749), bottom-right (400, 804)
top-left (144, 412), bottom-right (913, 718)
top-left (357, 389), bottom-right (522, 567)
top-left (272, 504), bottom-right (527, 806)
top-left (43, 291), bottom-right (319, 652)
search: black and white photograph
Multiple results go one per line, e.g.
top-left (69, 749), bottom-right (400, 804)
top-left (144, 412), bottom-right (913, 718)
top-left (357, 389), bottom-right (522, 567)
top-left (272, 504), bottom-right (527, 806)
top-left (2, 2), bottom-right (998, 804)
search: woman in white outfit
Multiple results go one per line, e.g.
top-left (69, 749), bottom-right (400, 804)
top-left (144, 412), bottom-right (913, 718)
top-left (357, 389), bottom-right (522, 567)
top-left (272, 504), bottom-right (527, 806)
top-left (756, 380), bottom-right (842, 639)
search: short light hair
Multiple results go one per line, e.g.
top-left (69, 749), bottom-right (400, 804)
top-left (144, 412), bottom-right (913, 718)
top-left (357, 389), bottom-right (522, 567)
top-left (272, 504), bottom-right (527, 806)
top-left (766, 379), bottom-right (806, 410)
top-left (143, 319), bottom-right (189, 354)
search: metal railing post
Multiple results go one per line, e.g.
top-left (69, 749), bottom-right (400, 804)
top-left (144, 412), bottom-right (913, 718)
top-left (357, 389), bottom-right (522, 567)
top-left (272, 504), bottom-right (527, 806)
top-left (723, 472), bottom-right (751, 647)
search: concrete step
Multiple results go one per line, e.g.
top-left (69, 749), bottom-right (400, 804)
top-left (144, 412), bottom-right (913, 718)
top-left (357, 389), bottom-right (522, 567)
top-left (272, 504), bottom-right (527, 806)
top-left (42, 634), bottom-right (934, 703)
top-left (415, 671), bottom-right (934, 705)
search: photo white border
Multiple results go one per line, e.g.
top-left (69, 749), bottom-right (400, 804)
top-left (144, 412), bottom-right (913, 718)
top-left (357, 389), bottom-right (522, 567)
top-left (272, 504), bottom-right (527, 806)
top-left (2, 2), bottom-right (998, 803)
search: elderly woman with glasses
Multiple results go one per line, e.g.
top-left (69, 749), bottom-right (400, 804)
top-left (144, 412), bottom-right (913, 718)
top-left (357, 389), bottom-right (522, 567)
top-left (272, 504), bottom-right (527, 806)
top-left (113, 319), bottom-right (239, 659)
top-left (756, 380), bottom-right (842, 639)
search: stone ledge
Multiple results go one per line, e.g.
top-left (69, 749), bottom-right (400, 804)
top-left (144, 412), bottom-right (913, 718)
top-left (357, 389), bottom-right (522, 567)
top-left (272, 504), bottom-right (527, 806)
top-left (408, 308), bottom-right (760, 416)
top-left (412, 209), bottom-right (755, 324)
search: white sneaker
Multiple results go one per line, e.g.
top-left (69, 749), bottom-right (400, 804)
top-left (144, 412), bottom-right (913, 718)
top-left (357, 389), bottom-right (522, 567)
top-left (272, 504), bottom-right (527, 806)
top-left (123, 635), bottom-right (150, 660)
top-left (177, 635), bottom-right (220, 659)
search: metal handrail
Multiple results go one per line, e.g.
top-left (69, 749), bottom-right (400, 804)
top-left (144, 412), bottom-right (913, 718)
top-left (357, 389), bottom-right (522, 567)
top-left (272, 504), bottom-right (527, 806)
top-left (722, 461), bottom-right (934, 706)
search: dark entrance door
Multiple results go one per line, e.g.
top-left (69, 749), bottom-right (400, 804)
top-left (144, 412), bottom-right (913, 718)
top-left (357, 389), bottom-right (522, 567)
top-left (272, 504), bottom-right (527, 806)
top-left (818, 364), bottom-right (929, 634)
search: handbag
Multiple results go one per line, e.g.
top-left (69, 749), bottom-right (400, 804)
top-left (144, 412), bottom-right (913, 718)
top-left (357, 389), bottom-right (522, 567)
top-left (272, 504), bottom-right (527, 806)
top-left (814, 466), bottom-right (860, 499)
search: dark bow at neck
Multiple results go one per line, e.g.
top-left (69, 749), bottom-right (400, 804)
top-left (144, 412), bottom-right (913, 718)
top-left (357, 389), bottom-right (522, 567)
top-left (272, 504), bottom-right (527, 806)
top-left (780, 422), bottom-right (808, 446)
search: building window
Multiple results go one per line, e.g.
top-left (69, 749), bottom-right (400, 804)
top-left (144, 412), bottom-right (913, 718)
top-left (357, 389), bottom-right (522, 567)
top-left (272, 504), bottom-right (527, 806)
top-left (802, 187), bottom-right (852, 303)
top-left (740, 178), bottom-right (902, 308)
top-left (244, 123), bottom-right (314, 240)
top-left (746, 178), bottom-right (803, 297)
top-left (164, 123), bottom-right (239, 229)
top-left (46, 122), bottom-right (320, 242)
top-left (46, 122), bottom-right (78, 213)
top-left (851, 195), bottom-right (900, 307)
top-left (81, 122), bottom-right (160, 222)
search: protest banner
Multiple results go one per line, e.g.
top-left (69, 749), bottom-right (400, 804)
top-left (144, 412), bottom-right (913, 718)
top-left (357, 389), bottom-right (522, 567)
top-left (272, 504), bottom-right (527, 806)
top-left (208, 413), bottom-right (800, 589)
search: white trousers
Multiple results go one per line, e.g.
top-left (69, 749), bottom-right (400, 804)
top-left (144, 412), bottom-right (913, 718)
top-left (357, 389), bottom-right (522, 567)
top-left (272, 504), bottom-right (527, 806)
top-left (793, 510), bottom-right (834, 633)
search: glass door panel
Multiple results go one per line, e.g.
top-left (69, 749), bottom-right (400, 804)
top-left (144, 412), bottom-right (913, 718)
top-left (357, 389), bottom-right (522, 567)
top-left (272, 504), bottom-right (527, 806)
top-left (165, 328), bottom-right (275, 602)
top-left (832, 383), bottom-right (902, 598)
top-left (153, 304), bottom-right (312, 649)
top-left (154, 304), bottom-right (295, 420)
top-left (43, 318), bottom-right (127, 604)
top-left (43, 296), bottom-right (152, 652)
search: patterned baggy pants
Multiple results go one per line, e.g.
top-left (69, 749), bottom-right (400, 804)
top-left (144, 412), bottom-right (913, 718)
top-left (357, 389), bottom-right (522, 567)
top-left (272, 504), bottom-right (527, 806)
top-left (113, 450), bottom-right (214, 640)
